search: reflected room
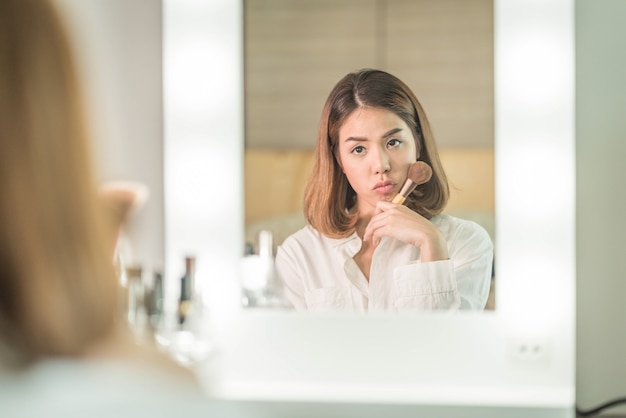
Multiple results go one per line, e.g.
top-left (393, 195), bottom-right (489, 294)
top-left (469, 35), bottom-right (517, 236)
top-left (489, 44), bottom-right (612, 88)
top-left (243, 0), bottom-right (496, 309)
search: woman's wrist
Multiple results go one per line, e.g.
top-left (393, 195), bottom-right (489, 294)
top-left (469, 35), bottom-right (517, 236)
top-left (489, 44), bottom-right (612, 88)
top-left (418, 229), bottom-right (449, 262)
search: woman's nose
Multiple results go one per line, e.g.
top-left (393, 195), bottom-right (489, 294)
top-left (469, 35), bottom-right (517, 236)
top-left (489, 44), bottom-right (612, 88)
top-left (372, 148), bottom-right (391, 174)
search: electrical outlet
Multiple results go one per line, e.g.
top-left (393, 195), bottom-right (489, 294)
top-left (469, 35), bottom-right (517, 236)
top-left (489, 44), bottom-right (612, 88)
top-left (508, 336), bottom-right (551, 366)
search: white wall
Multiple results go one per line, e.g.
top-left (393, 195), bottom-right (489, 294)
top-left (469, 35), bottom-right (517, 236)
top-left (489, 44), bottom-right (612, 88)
top-left (54, 0), bottom-right (164, 271)
top-left (576, 0), bottom-right (626, 413)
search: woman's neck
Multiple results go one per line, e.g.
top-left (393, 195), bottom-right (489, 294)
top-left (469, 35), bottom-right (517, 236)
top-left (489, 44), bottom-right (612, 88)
top-left (353, 202), bottom-right (375, 238)
top-left (355, 215), bottom-right (371, 238)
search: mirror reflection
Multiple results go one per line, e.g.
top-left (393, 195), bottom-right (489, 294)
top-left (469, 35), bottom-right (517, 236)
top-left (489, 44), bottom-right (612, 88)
top-left (243, 0), bottom-right (495, 310)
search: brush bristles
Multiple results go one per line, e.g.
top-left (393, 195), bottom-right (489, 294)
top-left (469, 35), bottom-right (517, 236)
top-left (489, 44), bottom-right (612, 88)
top-left (391, 161), bottom-right (433, 205)
top-left (407, 161), bottom-right (432, 185)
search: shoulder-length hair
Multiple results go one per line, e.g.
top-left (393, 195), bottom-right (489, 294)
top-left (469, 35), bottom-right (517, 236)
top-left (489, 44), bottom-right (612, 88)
top-left (0, 0), bottom-right (118, 365)
top-left (304, 69), bottom-right (449, 238)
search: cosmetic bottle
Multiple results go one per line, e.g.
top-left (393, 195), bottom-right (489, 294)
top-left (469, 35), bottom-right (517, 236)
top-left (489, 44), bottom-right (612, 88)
top-left (178, 256), bottom-right (196, 325)
top-left (148, 270), bottom-right (164, 331)
top-left (113, 235), bottom-right (130, 318)
top-left (257, 230), bottom-right (286, 307)
top-left (241, 230), bottom-right (286, 308)
top-left (125, 265), bottom-right (146, 336)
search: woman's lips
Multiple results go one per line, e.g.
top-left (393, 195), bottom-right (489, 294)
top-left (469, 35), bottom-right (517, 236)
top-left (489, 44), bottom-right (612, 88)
top-left (373, 180), bottom-right (396, 195)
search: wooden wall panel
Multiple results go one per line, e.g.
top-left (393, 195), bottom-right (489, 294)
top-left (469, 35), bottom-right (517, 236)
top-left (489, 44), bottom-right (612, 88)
top-left (244, 147), bottom-right (494, 223)
top-left (244, 149), bottom-right (315, 223)
top-left (245, 0), bottom-right (378, 149)
top-left (245, 0), bottom-right (493, 149)
top-left (440, 148), bottom-right (494, 213)
top-left (384, 0), bottom-right (494, 148)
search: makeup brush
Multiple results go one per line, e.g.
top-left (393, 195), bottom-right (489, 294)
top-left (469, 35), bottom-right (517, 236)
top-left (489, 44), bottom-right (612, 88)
top-left (391, 161), bottom-right (432, 205)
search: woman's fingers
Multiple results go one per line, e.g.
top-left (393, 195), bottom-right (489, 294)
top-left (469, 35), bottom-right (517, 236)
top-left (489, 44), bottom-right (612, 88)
top-left (364, 203), bottom-right (444, 255)
top-left (364, 203), bottom-right (422, 244)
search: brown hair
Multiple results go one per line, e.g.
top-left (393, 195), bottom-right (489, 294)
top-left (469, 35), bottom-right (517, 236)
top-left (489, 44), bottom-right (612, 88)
top-left (304, 69), bottom-right (449, 238)
top-left (0, 0), bottom-right (118, 365)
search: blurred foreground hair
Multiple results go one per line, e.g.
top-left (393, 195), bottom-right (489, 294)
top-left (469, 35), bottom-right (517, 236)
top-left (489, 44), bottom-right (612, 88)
top-left (0, 0), bottom-right (118, 365)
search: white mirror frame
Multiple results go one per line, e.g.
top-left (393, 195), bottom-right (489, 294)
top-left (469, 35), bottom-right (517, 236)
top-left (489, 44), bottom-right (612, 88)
top-left (164, 0), bottom-right (575, 415)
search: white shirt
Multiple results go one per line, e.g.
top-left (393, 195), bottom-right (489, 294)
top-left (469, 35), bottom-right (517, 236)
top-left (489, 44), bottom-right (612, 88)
top-left (275, 213), bottom-right (493, 312)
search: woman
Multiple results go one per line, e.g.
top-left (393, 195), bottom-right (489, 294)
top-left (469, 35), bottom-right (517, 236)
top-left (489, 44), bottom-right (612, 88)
top-left (275, 69), bottom-right (493, 311)
top-left (0, 0), bottom-right (200, 410)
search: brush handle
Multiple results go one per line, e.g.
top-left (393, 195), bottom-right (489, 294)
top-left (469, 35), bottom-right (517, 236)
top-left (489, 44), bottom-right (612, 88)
top-left (391, 194), bottom-right (407, 204)
top-left (391, 180), bottom-right (419, 205)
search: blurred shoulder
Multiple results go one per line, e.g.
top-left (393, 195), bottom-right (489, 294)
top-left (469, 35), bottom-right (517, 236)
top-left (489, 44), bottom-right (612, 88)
top-left (280, 224), bottom-right (327, 248)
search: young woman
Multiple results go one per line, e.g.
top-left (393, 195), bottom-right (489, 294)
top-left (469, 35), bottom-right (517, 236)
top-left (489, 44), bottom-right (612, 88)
top-left (275, 69), bottom-right (493, 312)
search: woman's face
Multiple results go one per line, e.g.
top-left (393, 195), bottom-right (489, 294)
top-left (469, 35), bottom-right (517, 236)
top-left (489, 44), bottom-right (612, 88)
top-left (336, 106), bottom-right (417, 216)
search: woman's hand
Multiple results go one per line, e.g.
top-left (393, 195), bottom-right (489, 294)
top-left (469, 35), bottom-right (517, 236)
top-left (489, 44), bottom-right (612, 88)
top-left (363, 201), bottom-right (449, 262)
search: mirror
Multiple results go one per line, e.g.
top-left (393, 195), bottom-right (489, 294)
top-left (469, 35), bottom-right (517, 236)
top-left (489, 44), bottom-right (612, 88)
top-left (243, 0), bottom-right (496, 308)
top-left (163, 0), bottom-right (574, 412)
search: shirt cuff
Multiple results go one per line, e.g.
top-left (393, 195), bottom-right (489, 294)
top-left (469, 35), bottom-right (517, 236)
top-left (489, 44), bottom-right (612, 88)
top-left (394, 259), bottom-right (457, 296)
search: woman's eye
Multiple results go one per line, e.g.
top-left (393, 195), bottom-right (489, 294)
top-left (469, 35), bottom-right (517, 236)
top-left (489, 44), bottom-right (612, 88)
top-left (352, 145), bottom-right (366, 154)
top-left (387, 139), bottom-right (401, 148)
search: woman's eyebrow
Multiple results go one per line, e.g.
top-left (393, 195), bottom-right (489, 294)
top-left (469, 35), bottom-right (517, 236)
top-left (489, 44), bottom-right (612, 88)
top-left (344, 136), bottom-right (367, 143)
top-left (382, 128), bottom-right (403, 138)
top-left (344, 128), bottom-right (404, 143)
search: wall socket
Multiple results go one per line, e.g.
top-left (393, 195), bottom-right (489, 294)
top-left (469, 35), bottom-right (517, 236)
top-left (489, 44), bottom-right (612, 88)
top-left (508, 336), bottom-right (551, 366)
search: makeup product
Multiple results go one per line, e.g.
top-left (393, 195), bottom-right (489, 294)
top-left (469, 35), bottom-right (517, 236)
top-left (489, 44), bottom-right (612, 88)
top-left (391, 161), bottom-right (432, 205)
top-left (257, 230), bottom-right (285, 308)
top-left (148, 270), bottom-right (164, 331)
top-left (241, 230), bottom-right (286, 308)
top-left (178, 256), bottom-right (196, 325)
top-left (125, 265), bottom-right (145, 336)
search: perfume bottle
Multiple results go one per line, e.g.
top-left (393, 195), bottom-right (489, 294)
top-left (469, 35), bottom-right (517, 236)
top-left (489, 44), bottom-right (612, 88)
top-left (148, 270), bottom-right (164, 331)
top-left (125, 264), bottom-right (148, 339)
top-left (178, 256), bottom-right (196, 325)
top-left (257, 230), bottom-right (286, 308)
top-left (241, 230), bottom-right (286, 308)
